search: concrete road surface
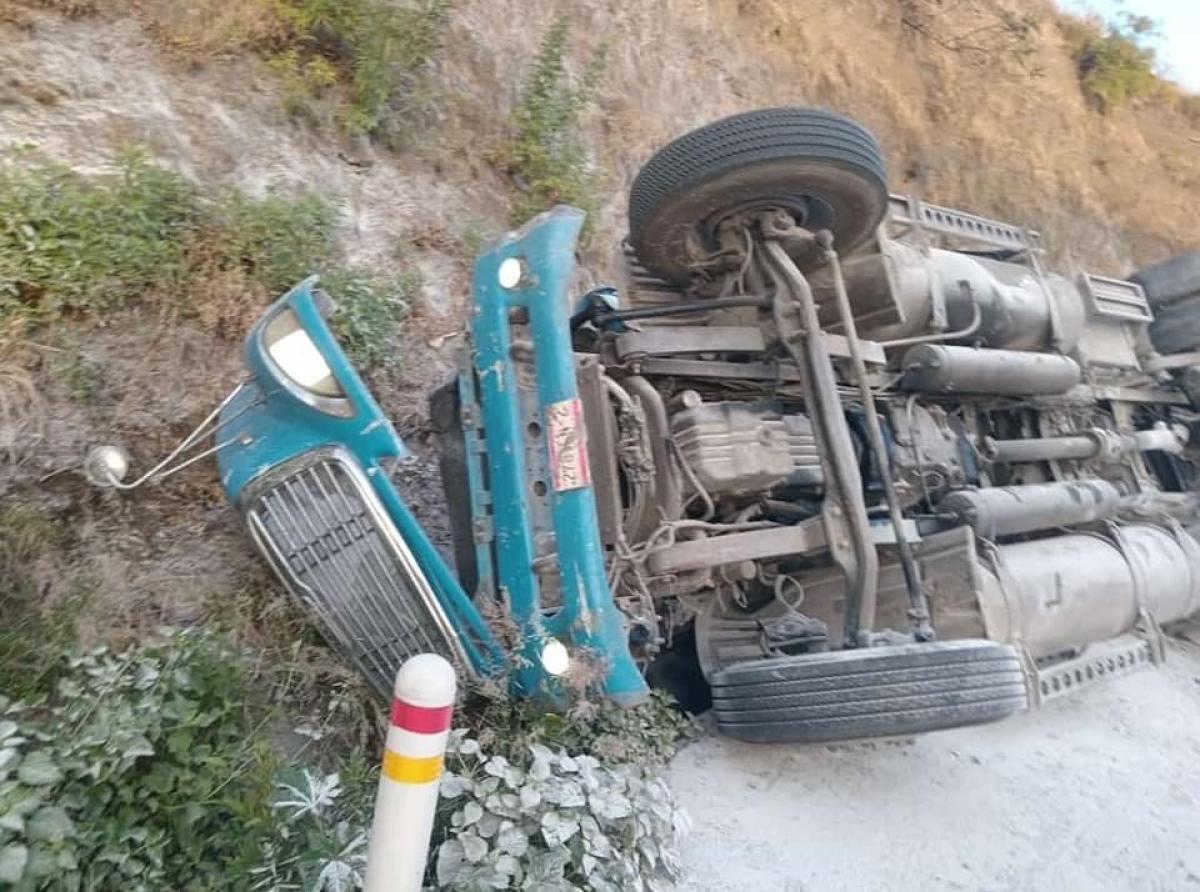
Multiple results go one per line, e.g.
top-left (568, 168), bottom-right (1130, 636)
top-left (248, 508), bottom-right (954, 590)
top-left (670, 637), bottom-right (1200, 892)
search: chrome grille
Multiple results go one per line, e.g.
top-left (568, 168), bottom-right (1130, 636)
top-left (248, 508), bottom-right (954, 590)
top-left (245, 450), bottom-right (462, 695)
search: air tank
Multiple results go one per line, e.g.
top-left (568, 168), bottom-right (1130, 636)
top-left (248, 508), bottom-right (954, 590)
top-left (900, 345), bottom-right (1081, 395)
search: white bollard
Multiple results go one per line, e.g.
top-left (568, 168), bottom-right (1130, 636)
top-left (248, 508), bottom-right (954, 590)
top-left (363, 653), bottom-right (457, 892)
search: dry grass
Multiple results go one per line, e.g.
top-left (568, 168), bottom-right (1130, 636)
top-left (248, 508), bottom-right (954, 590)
top-left (432, 0), bottom-right (1198, 274)
top-left (131, 0), bottom-right (290, 60)
top-left (0, 359), bottom-right (44, 465)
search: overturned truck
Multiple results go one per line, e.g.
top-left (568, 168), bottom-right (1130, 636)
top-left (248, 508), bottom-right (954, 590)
top-left (211, 108), bottom-right (1200, 743)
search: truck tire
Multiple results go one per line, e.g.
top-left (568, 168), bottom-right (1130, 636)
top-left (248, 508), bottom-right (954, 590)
top-left (1148, 293), bottom-right (1200, 355)
top-left (711, 639), bottom-right (1027, 744)
top-left (628, 107), bottom-right (889, 285)
top-left (1131, 250), bottom-right (1200, 309)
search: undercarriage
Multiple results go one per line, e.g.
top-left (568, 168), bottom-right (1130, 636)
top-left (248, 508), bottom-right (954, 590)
top-left (210, 107), bottom-right (1200, 743)
top-left (437, 108), bottom-right (1200, 741)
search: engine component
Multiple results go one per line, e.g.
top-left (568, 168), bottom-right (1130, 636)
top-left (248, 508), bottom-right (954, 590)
top-left (778, 414), bottom-right (824, 488)
top-left (887, 402), bottom-right (975, 505)
top-left (982, 423), bottom-right (1189, 464)
top-left (901, 345), bottom-right (1082, 395)
top-left (817, 239), bottom-right (1090, 352)
top-left (670, 398), bottom-right (820, 496)
top-left (937, 479), bottom-right (1121, 538)
top-left (978, 523), bottom-right (1200, 659)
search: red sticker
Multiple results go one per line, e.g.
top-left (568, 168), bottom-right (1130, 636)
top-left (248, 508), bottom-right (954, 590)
top-left (545, 397), bottom-right (591, 492)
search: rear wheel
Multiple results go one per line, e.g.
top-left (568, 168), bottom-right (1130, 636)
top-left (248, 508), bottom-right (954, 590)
top-left (1148, 293), bottom-right (1200, 355)
top-left (711, 639), bottom-right (1027, 744)
top-left (1131, 250), bottom-right (1200, 309)
top-left (628, 107), bottom-right (889, 285)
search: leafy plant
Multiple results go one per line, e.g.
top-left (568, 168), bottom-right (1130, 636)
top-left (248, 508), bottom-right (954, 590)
top-left (501, 18), bottom-right (605, 226)
top-left (253, 769), bottom-right (371, 892)
top-left (0, 630), bottom-right (279, 890)
top-left (0, 147), bottom-right (195, 324)
top-left (340, 0), bottom-right (456, 139)
top-left (142, 0), bottom-right (456, 137)
top-left (196, 189), bottom-right (341, 294)
top-left (465, 690), bottom-right (694, 773)
top-left (0, 149), bottom-right (406, 364)
top-left (0, 505), bottom-right (74, 701)
top-left (1062, 12), bottom-right (1163, 112)
top-left (322, 267), bottom-right (412, 370)
top-left (434, 731), bottom-right (690, 891)
top-left (268, 50), bottom-right (340, 117)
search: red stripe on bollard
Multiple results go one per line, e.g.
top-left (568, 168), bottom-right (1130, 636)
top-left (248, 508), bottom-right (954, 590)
top-left (390, 698), bottom-right (454, 734)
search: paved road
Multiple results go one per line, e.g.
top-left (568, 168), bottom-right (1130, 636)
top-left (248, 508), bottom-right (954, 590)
top-left (670, 638), bottom-right (1200, 892)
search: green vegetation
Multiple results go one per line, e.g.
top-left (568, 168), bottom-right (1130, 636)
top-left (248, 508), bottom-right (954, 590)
top-left (147, 0), bottom-right (455, 140)
top-left (264, 0), bottom-right (456, 137)
top-left (0, 148), bottom-right (195, 324)
top-left (429, 689), bottom-right (692, 890)
top-left (0, 628), bottom-right (386, 891)
top-left (0, 149), bottom-right (408, 366)
top-left (1063, 12), bottom-right (1162, 113)
top-left (0, 505), bottom-right (74, 701)
top-left (0, 632), bottom-right (276, 890)
top-left (500, 19), bottom-right (605, 227)
top-left (321, 267), bottom-right (413, 371)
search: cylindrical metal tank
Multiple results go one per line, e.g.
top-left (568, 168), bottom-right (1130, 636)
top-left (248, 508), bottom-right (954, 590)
top-left (901, 345), bottom-right (1082, 395)
top-left (938, 480), bottom-right (1121, 538)
top-left (834, 241), bottom-right (1087, 352)
top-left (975, 524), bottom-right (1200, 659)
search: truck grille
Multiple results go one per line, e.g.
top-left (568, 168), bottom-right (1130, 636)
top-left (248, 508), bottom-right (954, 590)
top-left (243, 448), bottom-right (463, 695)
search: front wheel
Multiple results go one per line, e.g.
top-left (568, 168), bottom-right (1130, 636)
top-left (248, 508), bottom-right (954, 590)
top-left (628, 107), bottom-right (890, 285)
top-left (711, 639), bottom-right (1028, 743)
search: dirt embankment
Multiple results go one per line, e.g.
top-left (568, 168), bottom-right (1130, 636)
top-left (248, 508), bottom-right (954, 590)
top-left (1, 0), bottom-right (1197, 641)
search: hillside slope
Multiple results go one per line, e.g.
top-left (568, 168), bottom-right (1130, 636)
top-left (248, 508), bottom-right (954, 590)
top-left (1, 0), bottom-right (1197, 677)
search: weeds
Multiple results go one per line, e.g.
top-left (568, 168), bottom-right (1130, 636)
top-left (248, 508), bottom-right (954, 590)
top-left (0, 631), bottom-right (279, 890)
top-left (143, 0), bottom-right (456, 139)
top-left (429, 688), bottom-right (693, 890)
top-left (434, 730), bottom-right (689, 891)
top-left (323, 267), bottom-right (413, 370)
top-left (0, 504), bottom-right (73, 699)
top-left (0, 362), bottom-right (43, 461)
top-left (0, 149), bottom-right (406, 365)
top-left (500, 18), bottom-right (605, 228)
top-left (1062, 12), bottom-right (1163, 113)
top-left (341, 0), bottom-right (456, 140)
top-left (0, 147), bottom-right (195, 323)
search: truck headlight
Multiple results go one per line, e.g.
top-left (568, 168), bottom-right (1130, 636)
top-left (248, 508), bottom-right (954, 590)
top-left (540, 639), bottom-right (570, 676)
top-left (262, 308), bottom-right (346, 401)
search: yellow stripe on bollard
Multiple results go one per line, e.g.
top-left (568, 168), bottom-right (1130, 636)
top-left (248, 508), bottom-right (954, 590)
top-left (381, 750), bottom-right (444, 784)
